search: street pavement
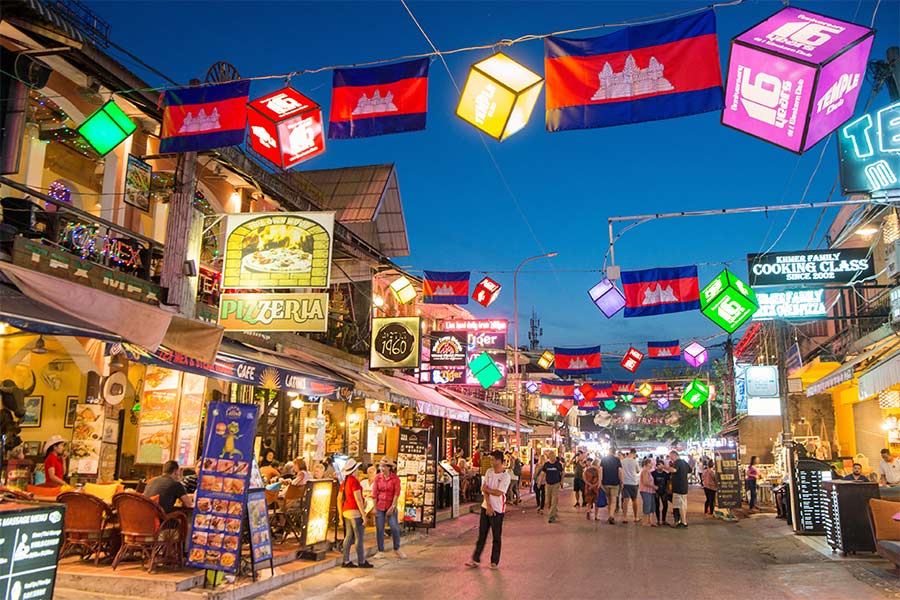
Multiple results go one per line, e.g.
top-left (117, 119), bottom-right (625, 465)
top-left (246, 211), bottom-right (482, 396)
top-left (260, 487), bottom-right (899, 600)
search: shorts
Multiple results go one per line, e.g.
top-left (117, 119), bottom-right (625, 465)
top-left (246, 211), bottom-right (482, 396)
top-left (673, 493), bottom-right (688, 511)
top-left (574, 478), bottom-right (585, 493)
top-left (601, 485), bottom-right (620, 506)
top-left (641, 491), bottom-right (655, 515)
top-left (621, 484), bottom-right (639, 500)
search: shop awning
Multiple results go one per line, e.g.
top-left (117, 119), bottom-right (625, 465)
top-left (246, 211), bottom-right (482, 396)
top-left (281, 347), bottom-right (390, 404)
top-left (0, 262), bottom-right (223, 362)
top-left (858, 348), bottom-right (900, 401)
top-left (806, 337), bottom-right (900, 397)
top-left (367, 373), bottom-right (421, 409)
top-left (372, 374), bottom-right (470, 421)
top-left (0, 284), bottom-right (120, 341)
top-left (436, 388), bottom-right (530, 432)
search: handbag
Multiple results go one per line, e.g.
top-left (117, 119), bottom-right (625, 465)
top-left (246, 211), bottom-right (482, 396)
top-left (596, 488), bottom-right (608, 508)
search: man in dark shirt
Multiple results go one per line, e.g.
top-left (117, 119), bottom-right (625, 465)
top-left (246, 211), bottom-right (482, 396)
top-left (144, 460), bottom-right (194, 513)
top-left (540, 450), bottom-right (565, 523)
top-left (663, 451), bottom-right (691, 528)
top-left (843, 463), bottom-right (868, 481)
top-left (573, 451), bottom-right (585, 507)
top-left (599, 448), bottom-right (624, 524)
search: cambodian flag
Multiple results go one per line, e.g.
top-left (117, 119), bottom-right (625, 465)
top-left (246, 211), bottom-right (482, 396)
top-left (593, 383), bottom-right (614, 399)
top-left (329, 58), bottom-right (429, 139)
top-left (160, 81), bottom-right (250, 153)
top-left (544, 10), bottom-right (723, 132)
top-left (541, 379), bottom-right (575, 399)
top-left (612, 381), bottom-right (635, 395)
top-left (648, 340), bottom-right (681, 360)
top-left (621, 266), bottom-right (700, 318)
top-left (554, 346), bottom-right (602, 376)
top-left (423, 271), bottom-right (470, 304)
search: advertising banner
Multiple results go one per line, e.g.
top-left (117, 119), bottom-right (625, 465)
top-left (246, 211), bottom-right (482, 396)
top-left (753, 288), bottom-right (827, 320)
top-left (222, 212), bottom-right (334, 289)
top-left (747, 248), bottom-right (874, 287)
top-left (218, 292), bottom-right (329, 332)
top-left (429, 331), bottom-right (467, 367)
top-left (433, 320), bottom-right (507, 387)
top-left (397, 427), bottom-right (436, 528)
top-left (187, 402), bottom-right (259, 574)
top-left (371, 317), bottom-right (421, 369)
top-left (715, 447), bottom-right (742, 509)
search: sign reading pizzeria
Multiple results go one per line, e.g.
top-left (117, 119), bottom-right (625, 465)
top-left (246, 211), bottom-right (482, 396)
top-left (222, 212), bottom-right (334, 289)
top-left (218, 292), bottom-right (329, 332)
top-left (371, 317), bottom-right (421, 370)
top-left (746, 248), bottom-right (874, 287)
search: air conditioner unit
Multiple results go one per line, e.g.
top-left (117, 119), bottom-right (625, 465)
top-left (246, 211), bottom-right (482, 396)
top-left (886, 240), bottom-right (900, 280)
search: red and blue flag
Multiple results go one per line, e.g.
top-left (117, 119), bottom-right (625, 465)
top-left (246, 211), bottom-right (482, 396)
top-left (544, 10), bottom-right (723, 132)
top-left (423, 271), bottom-right (470, 304)
top-left (161, 81), bottom-right (250, 153)
top-left (648, 340), bottom-right (681, 360)
top-left (329, 58), bottom-right (429, 139)
top-left (612, 381), bottom-right (636, 395)
top-left (621, 266), bottom-right (700, 318)
top-left (554, 346), bottom-right (602, 376)
top-left (541, 379), bottom-right (575, 399)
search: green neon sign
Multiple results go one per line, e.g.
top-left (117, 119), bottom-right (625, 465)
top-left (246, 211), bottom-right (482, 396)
top-left (700, 269), bottom-right (758, 333)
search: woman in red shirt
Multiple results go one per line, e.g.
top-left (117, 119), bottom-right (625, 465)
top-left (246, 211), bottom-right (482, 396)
top-left (339, 459), bottom-right (372, 569)
top-left (372, 457), bottom-right (404, 559)
top-left (43, 435), bottom-right (67, 487)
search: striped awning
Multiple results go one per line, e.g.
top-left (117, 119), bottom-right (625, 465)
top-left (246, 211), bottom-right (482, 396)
top-left (859, 349), bottom-right (900, 401)
top-left (806, 365), bottom-right (854, 396)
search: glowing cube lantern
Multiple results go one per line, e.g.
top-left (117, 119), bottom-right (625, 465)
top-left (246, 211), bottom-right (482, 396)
top-left (621, 347), bottom-right (644, 373)
top-left (588, 278), bottom-right (626, 318)
top-left (456, 53), bottom-right (544, 141)
top-left (579, 383), bottom-right (598, 402)
top-left (700, 269), bottom-right (758, 333)
top-left (573, 387), bottom-right (585, 402)
top-left (722, 7), bottom-right (874, 153)
top-left (473, 277), bottom-right (501, 307)
top-left (657, 398), bottom-right (671, 410)
top-left (77, 100), bottom-right (136, 156)
top-left (525, 380), bottom-right (540, 394)
top-left (537, 350), bottom-right (555, 370)
top-left (557, 399), bottom-right (574, 417)
top-left (389, 276), bottom-right (417, 305)
top-left (638, 382), bottom-right (653, 398)
top-left (683, 342), bottom-right (709, 368)
top-left (603, 399), bottom-right (617, 411)
top-left (247, 87), bottom-right (325, 170)
top-left (681, 379), bottom-right (711, 409)
top-left (469, 352), bottom-right (503, 389)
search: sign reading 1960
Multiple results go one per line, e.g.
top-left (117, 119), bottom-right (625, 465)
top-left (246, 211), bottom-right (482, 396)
top-left (746, 248), bottom-right (874, 287)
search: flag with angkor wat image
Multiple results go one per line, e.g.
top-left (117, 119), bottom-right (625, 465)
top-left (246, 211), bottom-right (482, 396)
top-left (621, 266), bottom-right (700, 317)
top-left (422, 271), bottom-right (470, 304)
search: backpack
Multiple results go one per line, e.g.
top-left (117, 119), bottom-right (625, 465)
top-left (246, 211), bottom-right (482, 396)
top-left (513, 459), bottom-right (522, 477)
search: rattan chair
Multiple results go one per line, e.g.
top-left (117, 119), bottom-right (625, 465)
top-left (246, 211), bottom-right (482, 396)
top-left (58, 492), bottom-right (119, 566)
top-left (111, 493), bottom-right (187, 573)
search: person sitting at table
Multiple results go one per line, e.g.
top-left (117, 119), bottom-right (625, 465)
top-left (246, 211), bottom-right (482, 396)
top-left (144, 460), bottom-right (194, 512)
top-left (260, 448), bottom-right (277, 468)
top-left (181, 466), bottom-right (198, 494)
top-left (842, 463), bottom-right (869, 482)
top-left (312, 462), bottom-right (326, 479)
top-left (42, 435), bottom-right (68, 487)
top-left (288, 458), bottom-right (310, 487)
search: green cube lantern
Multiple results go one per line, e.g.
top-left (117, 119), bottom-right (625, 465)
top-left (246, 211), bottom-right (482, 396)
top-left (468, 352), bottom-right (503, 389)
top-left (681, 379), bottom-right (710, 409)
top-left (77, 100), bottom-right (137, 156)
top-left (603, 399), bottom-right (617, 411)
top-left (699, 269), bottom-right (758, 333)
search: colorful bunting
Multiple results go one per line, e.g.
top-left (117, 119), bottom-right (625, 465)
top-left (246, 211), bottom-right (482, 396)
top-left (469, 352), bottom-right (503, 389)
top-left (389, 276), bottom-right (417, 304)
top-left (537, 350), bottom-right (555, 370)
top-left (699, 269), bottom-right (758, 333)
top-left (683, 341), bottom-right (709, 367)
top-left (681, 379), bottom-right (710, 408)
top-left (423, 271), bottom-right (470, 304)
top-left (557, 399), bottom-right (575, 416)
top-left (472, 277), bottom-right (502, 307)
top-left (161, 81), bottom-right (251, 153)
top-left (77, 100), bottom-right (136, 156)
top-left (554, 346), bottom-right (602, 376)
top-left (621, 266), bottom-right (700, 317)
top-left (247, 87), bottom-right (326, 169)
top-left (588, 278), bottom-right (626, 318)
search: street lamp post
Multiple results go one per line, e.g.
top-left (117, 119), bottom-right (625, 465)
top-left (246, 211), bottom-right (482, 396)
top-left (513, 251), bottom-right (557, 450)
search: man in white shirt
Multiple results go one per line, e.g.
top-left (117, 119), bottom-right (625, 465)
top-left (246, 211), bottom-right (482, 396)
top-left (466, 451), bottom-right (510, 570)
top-left (879, 448), bottom-right (900, 485)
top-left (620, 448), bottom-right (641, 523)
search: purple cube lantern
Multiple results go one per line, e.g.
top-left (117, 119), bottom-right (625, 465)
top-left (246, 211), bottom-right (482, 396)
top-left (525, 380), bottom-right (540, 394)
top-left (683, 341), bottom-right (709, 368)
top-left (722, 7), bottom-right (874, 153)
top-left (588, 278), bottom-right (626, 318)
top-left (657, 398), bottom-right (670, 410)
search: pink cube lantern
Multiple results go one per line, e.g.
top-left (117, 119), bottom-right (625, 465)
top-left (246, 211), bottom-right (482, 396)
top-left (473, 277), bottom-right (501, 307)
top-left (683, 342), bottom-right (709, 368)
top-left (248, 87), bottom-right (326, 169)
top-left (588, 278), bottom-right (626, 318)
top-left (722, 7), bottom-right (874, 153)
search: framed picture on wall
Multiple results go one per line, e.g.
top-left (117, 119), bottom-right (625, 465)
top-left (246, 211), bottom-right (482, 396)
top-left (22, 441), bottom-right (41, 457)
top-left (21, 396), bottom-right (42, 428)
top-left (64, 396), bottom-right (79, 428)
top-left (124, 154), bottom-right (152, 212)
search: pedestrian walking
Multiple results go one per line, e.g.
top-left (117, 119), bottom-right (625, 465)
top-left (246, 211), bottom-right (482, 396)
top-left (582, 458), bottom-right (600, 520)
top-left (573, 451), bottom-right (585, 507)
top-left (652, 459), bottom-right (671, 526)
top-left (621, 448), bottom-right (641, 524)
top-left (372, 457), bottom-right (405, 559)
top-left (508, 452), bottom-right (522, 505)
top-left (339, 458), bottom-right (373, 568)
top-left (663, 450), bottom-right (691, 528)
top-left (599, 447), bottom-right (624, 524)
top-left (746, 455), bottom-right (760, 512)
top-left (534, 452), bottom-right (547, 514)
top-left (702, 459), bottom-right (718, 516)
top-left (540, 450), bottom-right (564, 523)
top-left (466, 451), bottom-right (511, 570)
top-left (639, 458), bottom-right (657, 527)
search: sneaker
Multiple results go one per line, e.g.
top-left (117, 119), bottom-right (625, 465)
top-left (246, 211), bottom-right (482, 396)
top-left (490, 563), bottom-right (499, 570)
top-left (359, 561), bottom-right (375, 569)
top-left (374, 552), bottom-right (386, 560)
top-left (675, 523), bottom-right (687, 529)
top-left (394, 549), bottom-right (407, 559)
top-left (341, 562), bottom-right (357, 568)
top-left (607, 517), bottom-right (615, 524)
top-left (465, 560), bottom-right (480, 568)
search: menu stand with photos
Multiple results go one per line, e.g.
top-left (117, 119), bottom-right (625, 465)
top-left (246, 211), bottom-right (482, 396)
top-left (397, 427), bottom-right (437, 529)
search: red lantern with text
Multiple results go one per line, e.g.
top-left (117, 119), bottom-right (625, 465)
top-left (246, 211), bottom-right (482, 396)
top-left (472, 277), bottom-right (501, 307)
top-left (621, 347), bottom-right (644, 373)
top-left (247, 88), bottom-right (325, 170)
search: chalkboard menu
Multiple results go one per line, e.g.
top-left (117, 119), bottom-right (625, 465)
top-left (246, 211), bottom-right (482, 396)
top-left (715, 447), bottom-right (742, 509)
top-left (0, 502), bottom-right (66, 600)
top-left (397, 427), bottom-right (436, 528)
top-left (795, 459), bottom-right (831, 535)
top-left (823, 481), bottom-right (879, 555)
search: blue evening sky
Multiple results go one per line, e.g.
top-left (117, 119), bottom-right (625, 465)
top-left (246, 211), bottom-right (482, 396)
top-left (92, 0), bottom-right (898, 353)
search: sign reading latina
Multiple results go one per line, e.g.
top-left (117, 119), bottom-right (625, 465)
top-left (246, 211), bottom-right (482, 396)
top-left (747, 248), bottom-right (874, 286)
top-left (218, 293), bottom-right (328, 332)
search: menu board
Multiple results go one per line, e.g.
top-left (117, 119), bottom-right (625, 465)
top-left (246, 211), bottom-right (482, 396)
top-left (69, 403), bottom-right (104, 476)
top-left (303, 480), bottom-right (333, 546)
top-left (137, 365), bottom-right (181, 465)
top-left (0, 502), bottom-right (65, 600)
top-left (175, 373), bottom-right (206, 467)
top-left (246, 490), bottom-right (272, 563)
top-left (397, 427), bottom-right (436, 528)
top-left (440, 461), bottom-right (460, 518)
top-left (795, 459), bottom-right (831, 535)
top-left (714, 448), bottom-right (742, 509)
top-left (187, 402), bottom-right (259, 574)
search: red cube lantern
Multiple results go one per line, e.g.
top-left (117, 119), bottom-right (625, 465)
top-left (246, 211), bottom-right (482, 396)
top-left (557, 399), bottom-right (574, 417)
top-left (472, 277), bottom-right (501, 307)
top-left (621, 347), bottom-right (644, 373)
top-left (247, 87), bottom-right (325, 170)
top-left (578, 383), bottom-right (598, 401)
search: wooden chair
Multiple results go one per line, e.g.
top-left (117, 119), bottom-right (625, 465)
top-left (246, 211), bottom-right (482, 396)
top-left (867, 498), bottom-right (900, 576)
top-left (111, 493), bottom-right (188, 573)
top-left (279, 483), bottom-right (307, 544)
top-left (58, 492), bottom-right (119, 566)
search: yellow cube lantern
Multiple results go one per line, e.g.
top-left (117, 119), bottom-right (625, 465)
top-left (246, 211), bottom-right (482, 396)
top-left (456, 53), bottom-right (544, 141)
top-left (537, 350), bottom-right (555, 370)
top-left (638, 382), bottom-right (653, 398)
top-left (389, 276), bottom-right (417, 305)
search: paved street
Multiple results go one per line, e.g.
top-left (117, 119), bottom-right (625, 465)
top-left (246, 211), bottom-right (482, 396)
top-left (261, 488), bottom-right (898, 600)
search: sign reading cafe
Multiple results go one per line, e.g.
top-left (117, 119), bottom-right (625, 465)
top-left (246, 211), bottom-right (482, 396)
top-left (746, 248), bottom-right (874, 286)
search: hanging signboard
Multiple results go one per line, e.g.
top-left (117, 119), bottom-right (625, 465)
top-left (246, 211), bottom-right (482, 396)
top-left (838, 100), bottom-right (900, 194)
top-left (747, 249), bottom-right (874, 287)
top-left (0, 501), bottom-right (66, 600)
top-left (222, 212), bottom-right (334, 289)
top-left (715, 447), bottom-right (742, 509)
top-left (218, 292), bottom-right (329, 332)
top-left (753, 288), bottom-right (827, 320)
top-left (370, 317), bottom-right (421, 369)
top-left (397, 427), bottom-right (436, 528)
top-left (429, 331), bottom-right (467, 367)
top-left (432, 319), bottom-right (507, 387)
top-left (136, 366), bottom-right (181, 465)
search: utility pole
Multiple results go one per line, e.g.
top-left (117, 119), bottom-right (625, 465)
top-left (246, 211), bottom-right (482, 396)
top-left (725, 335), bottom-right (736, 422)
top-left (775, 320), bottom-right (799, 530)
top-left (870, 46), bottom-right (900, 102)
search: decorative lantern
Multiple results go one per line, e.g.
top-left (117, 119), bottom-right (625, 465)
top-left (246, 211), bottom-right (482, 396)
top-left (389, 276), bottom-right (417, 305)
top-left (557, 399), bottom-right (574, 417)
top-left (77, 100), bottom-right (136, 156)
top-left (247, 87), bottom-right (325, 169)
top-left (456, 53), bottom-right (544, 141)
top-left (603, 399), bottom-right (617, 411)
top-left (525, 380), bottom-right (540, 394)
top-left (638, 382), bottom-right (653, 398)
top-left (683, 341), bottom-right (709, 368)
top-left (722, 7), bottom-right (874, 153)
top-left (657, 398), bottom-right (670, 410)
top-left (537, 350), bottom-right (555, 370)
top-left (469, 352), bottom-right (503, 389)
top-left (681, 379), bottom-right (710, 409)
top-left (700, 269), bottom-right (758, 333)
top-left (472, 277), bottom-right (502, 307)
top-left (588, 278), bottom-right (626, 318)
top-left (621, 347), bottom-right (644, 373)
top-left (574, 387), bottom-right (585, 402)
top-left (579, 383), bottom-right (598, 402)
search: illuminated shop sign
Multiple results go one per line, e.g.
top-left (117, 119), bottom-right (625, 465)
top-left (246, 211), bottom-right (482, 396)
top-left (753, 288), bottom-right (827, 320)
top-left (747, 248), bottom-right (874, 286)
top-left (838, 101), bottom-right (900, 194)
top-left (433, 319), bottom-right (507, 388)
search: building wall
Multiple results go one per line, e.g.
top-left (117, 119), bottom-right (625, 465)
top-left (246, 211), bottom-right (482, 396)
top-left (832, 385), bottom-right (857, 456)
top-left (853, 398), bottom-right (884, 467)
top-left (738, 416), bottom-right (781, 463)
